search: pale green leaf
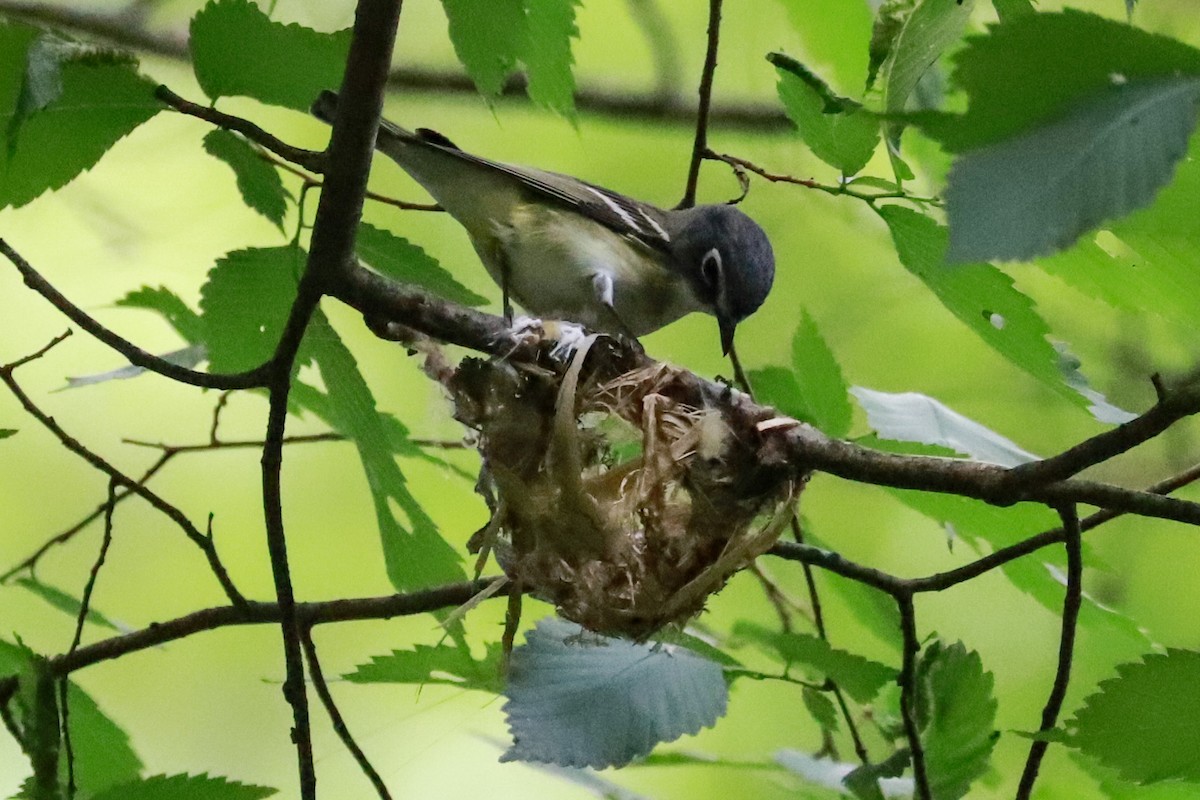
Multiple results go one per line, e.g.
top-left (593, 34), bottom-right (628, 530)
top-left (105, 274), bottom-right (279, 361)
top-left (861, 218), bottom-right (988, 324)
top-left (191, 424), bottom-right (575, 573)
top-left (501, 617), bottom-right (728, 768)
top-left (945, 78), bottom-right (1200, 263)
top-left (850, 386), bottom-right (1037, 466)
top-left (203, 129), bottom-right (289, 230)
top-left (1066, 649), bottom-right (1200, 784)
top-left (802, 686), bottom-right (839, 732)
top-left (882, 0), bottom-right (975, 117)
top-left (190, 0), bottom-right (350, 110)
top-left (991, 0), bottom-right (1034, 22)
top-left (14, 578), bottom-right (120, 632)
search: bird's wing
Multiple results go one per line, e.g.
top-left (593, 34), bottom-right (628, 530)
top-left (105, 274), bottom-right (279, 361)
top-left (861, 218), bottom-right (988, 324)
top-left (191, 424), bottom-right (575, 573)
top-left (394, 122), bottom-right (675, 254)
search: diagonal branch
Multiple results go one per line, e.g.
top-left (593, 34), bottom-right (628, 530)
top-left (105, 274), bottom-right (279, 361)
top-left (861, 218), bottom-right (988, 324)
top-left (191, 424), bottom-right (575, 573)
top-left (0, 241), bottom-right (266, 390)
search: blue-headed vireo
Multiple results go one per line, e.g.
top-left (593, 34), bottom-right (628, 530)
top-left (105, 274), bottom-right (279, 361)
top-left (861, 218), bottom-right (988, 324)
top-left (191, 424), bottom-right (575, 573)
top-left (312, 90), bottom-right (775, 354)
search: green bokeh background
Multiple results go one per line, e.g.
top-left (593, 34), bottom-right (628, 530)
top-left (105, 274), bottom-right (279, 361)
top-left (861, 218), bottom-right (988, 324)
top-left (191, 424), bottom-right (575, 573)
top-left (3, 0), bottom-right (1200, 797)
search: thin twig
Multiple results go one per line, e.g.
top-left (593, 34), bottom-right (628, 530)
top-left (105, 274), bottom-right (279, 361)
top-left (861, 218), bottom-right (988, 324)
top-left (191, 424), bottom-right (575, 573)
top-left (1016, 505), bottom-right (1083, 800)
top-left (896, 593), bottom-right (930, 800)
top-left (67, 481), bottom-right (118, 654)
top-left (0, 338), bottom-right (246, 605)
top-left (302, 629), bottom-right (393, 800)
top-left (0, 242), bottom-right (266, 390)
top-left (678, 0), bottom-right (723, 208)
top-left (154, 85), bottom-right (326, 173)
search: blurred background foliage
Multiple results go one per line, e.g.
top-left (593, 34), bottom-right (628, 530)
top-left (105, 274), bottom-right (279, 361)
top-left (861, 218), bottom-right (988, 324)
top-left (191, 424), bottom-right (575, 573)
top-left (3, 0), bottom-right (1200, 797)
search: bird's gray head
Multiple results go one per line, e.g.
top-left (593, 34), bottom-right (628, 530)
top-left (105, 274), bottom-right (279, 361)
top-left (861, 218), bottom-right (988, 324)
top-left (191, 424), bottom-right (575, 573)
top-left (670, 204), bottom-right (775, 355)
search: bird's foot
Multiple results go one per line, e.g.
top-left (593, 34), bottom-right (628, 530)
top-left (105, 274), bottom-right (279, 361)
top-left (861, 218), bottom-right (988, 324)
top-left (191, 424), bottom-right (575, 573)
top-left (509, 316), bottom-right (590, 360)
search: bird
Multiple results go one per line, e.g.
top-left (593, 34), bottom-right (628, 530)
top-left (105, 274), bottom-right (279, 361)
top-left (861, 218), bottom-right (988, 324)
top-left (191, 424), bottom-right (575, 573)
top-left (311, 90), bottom-right (775, 355)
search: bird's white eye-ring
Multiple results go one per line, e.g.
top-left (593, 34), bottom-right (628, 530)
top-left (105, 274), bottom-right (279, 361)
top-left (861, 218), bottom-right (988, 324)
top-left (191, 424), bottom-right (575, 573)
top-left (701, 247), bottom-right (723, 291)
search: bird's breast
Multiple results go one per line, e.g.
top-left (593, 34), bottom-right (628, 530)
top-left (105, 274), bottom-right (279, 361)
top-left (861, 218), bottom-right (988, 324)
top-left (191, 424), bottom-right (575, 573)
top-left (489, 204), bottom-right (705, 336)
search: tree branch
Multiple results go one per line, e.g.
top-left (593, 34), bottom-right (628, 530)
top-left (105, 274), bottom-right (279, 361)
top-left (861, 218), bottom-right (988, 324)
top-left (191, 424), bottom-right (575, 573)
top-left (678, 0), bottom-right (723, 208)
top-left (0, 241), bottom-right (266, 390)
top-left (1016, 505), bottom-right (1083, 800)
top-left (0, 335), bottom-right (246, 606)
top-left (896, 593), bottom-right (930, 800)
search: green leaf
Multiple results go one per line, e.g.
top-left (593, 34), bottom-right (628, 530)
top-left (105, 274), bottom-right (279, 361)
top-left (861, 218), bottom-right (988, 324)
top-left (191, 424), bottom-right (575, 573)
top-left (750, 313), bottom-right (851, 437)
top-left (521, 0), bottom-right (580, 117)
top-left (0, 429), bottom-right (15, 439)
top-left (733, 622), bottom-right (896, 703)
top-left (116, 286), bottom-right (205, 344)
top-left (1073, 751), bottom-right (1200, 800)
top-left (850, 386), bottom-right (1036, 466)
top-left (0, 52), bottom-right (160, 210)
top-left (501, 616), bottom-right (728, 768)
top-left (89, 774), bottom-right (276, 800)
top-left (881, 0), bottom-right (975, 117)
top-left (0, 640), bottom-right (143, 796)
top-left (917, 640), bottom-right (997, 800)
top-left (199, 246), bottom-right (303, 373)
top-left (345, 642), bottom-right (503, 693)
top-left (440, 0), bottom-right (580, 115)
top-left (944, 77), bottom-right (1200, 264)
top-left (14, 578), bottom-right (120, 632)
top-left (1065, 649), bottom-right (1200, 784)
top-left (990, 0), bottom-right (1034, 22)
top-left (203, 129), bottom-right (290, 231)
top-left (921, 10), bottom-right (1200, 152)
top-left (878, 205), bottom-right (1131, 421)
top-left (776, 749), bottom-right (911, 798)
top-left (769, 53), bottom-right (880, 176)
top-left (867, 0), bottom-right (914, 92)
top-left (802, 686), bottom-right (839, 732)
top-left (305, 312), bottom-right (465, 591)
top-left (790, 311), bottom-right (853, 438)
top-left (189, 0), bottom-right (351, 111)
top-left (356, 223), bottom-right (488, 306)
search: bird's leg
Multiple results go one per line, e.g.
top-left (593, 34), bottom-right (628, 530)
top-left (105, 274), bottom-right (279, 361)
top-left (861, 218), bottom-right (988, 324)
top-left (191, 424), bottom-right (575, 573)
top-left (500, 253), bottom-right (515, 325)
top-left (591, 272), bottom-right (645, 355)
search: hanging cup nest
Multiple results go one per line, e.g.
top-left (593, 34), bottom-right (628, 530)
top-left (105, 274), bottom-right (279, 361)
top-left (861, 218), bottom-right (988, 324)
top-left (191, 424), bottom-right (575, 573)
top-left (451, 336), bottom-right (801, 639)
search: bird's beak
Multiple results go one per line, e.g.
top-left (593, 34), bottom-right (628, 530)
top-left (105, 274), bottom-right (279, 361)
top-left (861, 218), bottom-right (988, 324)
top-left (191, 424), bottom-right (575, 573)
top-left (719, 316), bottom-right (737, 356)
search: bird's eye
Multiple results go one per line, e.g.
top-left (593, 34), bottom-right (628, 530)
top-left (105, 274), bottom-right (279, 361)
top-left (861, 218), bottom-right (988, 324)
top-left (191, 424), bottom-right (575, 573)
top-left (701, 247), bottom-right (723, 290)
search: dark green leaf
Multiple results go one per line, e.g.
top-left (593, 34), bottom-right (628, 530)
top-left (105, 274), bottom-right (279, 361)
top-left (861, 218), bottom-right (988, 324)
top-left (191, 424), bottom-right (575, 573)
top-left (734, 622), bottom-right (896, 703)
top-left (0, 429), bottom-right (15, 439)
top-left (770, 53), bottom-right (879, 175)
top-left (501, 616), bottom-right (728, 768)
top-left (199, 246), bottom-right (303, 373)
top-left (14, 578), bottom-right (120, 632)
top-left (945, 77), bottom-right (1200, 264)
top-left (917, 640), bottom-right (997, 800)
top-left (1073, 751), bottom-right (1200, 800)
top-left (0, 24), bottom-right (39, 122)
top-left (802, 686), bottom-right (839, 732)
top-left (1066, 649), bottom-right (1200, 783)
top-left (189, 0), bottom-right (350, 110)
top-left (203, 129), bottom-right (289, 230)
top-left (850, 386), bottom-right (1036, 466)
top-left (116, 286), bottom-right (205, 344)
top-left (920, 10), bottom-right (1200, 152)
top-left (89, 774), bottom-right (276, 800)
top-left (844, 748), bottom-right (911, 800)
top-left (878, 205), bottom-right (1131, 421)
top-left (345, 642), bottom-right (503, 693)
top-left (356, 223), bottom-right (488, 306)
top-left (0, 640), bottom-right (143, 795)
top-left (0, 56), bottom-right (159, 210)
top-left (305, 312), bottom-right (464, 590)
